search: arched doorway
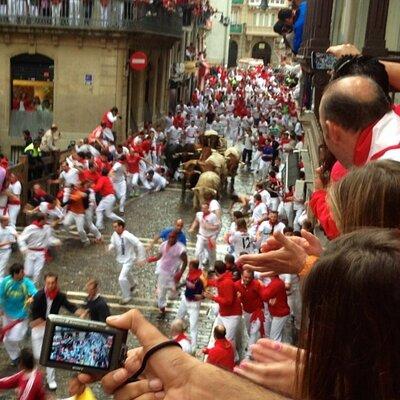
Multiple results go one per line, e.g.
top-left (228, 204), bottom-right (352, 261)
top-left (251, 42), bottom-right (271, 65)
top-left (228, 40), bottom-right (238, 68)
top-left (10, 54), bottom-right (54, 137)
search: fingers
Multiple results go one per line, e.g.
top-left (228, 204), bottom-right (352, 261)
top-left (125, 347), bottom-right (144, 374)
top-left (301, 229), bottom-right (323, 256)
top-left (250, 339), bottom-right (299, 363)
top-left (78, 373), bottom-right (102, 385)
top-left (101, 368), bottom-right (130, 395)
top-left (234, 361), bottom-right (270, 387)
top-left (114, 379), bottom-right (164, 400)
top-left (107, 310), bottom-right (168, 351)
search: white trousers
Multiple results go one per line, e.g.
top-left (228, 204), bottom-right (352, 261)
top-left (177, 296), bottom-right (201, 349)
top-left (63, 211), bottom-right (89, 243)
top-left (288, 285), bottom-right (302, 330)
top-left (217, 315), bottom-right (241, 353)
top-left (279, 202), bottom-right (293, 228)
top-left (268, 197), bottom-right (280, 212)
top-left (3, 316), bottom-right (28, 361)
top-left (157, 273), bottom-right (175, 309)
top-left (95, 194), bottom-right (122, 230)
top-left (0, 249), bottom-right (12, 278)
top-left (195, 235), bottom-right (216, 269)
top-left (24, 250), bottom-right (46, 283)
top-left (69, 0), bottom-right (80, 25)
top-left (243, 311), bottom-right (261, 352)
top-left (31, 326), bottom-right (56, 385)
top-left (269, 315), bottom-right (289, 342)
top-left (258, 159), bottom-right (270, 179)
top-left (118, 261), bottom-right (135, 299)
top-left (84, 208), bottom-right (102, 240)
top-left (113, 180), bottom-right (127, 213)
top-left (293, 208), bottom-right (304, 231)
top-left (8, 205), bottom-right (20, 228)
top-left (51, 3), bottom-right (61, 24)
top-left (263, 303), bottom-right (272, 338)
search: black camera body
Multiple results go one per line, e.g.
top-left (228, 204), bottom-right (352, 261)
top-left (40, 314), bottom-right (128, 374)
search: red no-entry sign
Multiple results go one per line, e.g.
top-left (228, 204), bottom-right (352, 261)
top-left (130, 51), bottom-right (148, 71)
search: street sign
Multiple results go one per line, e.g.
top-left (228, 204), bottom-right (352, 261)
top-left (130, 51), bottom-right (148, 71)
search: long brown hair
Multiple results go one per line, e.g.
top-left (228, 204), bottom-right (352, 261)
top-left (298, 228), bottom-right (400, 399)
top-left (329, 160), bottom-right (400, 233)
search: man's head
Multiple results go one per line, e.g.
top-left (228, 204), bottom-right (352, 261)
top-left (213, 324), bottom-right (227, 340)
top-left (44, 272), bottom-right (58, 292)
top-left (189, 259), bottom-right (200, 271)
top-left (242, 269), bottom-right (254, 286)
top-left (86, 279), bottom-right (99, 299)
top-left (68, 374), bottom-right (86, 397)
top-left (319, 75), bottom-right (391, 168)
top-left (214, 260), bottom-right (227, 276)
top-left (269, 211), bottom-right (279, 225)
top-left (51, 124), bottom-right (58, 132)
top-left (33, 138), bottom-right (41, 148)
top-left (170, 319), bottom-right (185, 337)
top-left (201, 203), bottom-right (210, 215)
top-left (113, 220), bottom-right (125, 235)
top-left (111, 107), bottom-right (119, 116)
top-left (10, 263), bottom-right (24, 281)
top-left (167, 230), bottom-right (178, 246)
top-left (62, 162), bottom-right (70, 172)
top-left (224, 254), bottom-right (235, 267)
top-left (146, 170), bottom-right (155, 181)
top-left (175, 219), bottom-right (184, 232)
top-left (236, 218), bottom-right (247, 232)
top-left (278, 8), bottom-right (294, 26)
top-left (33, 213), bottom-right (46, 227)
top-left (0, 215), bottom-right (9, 228)
top-left (19, 348), bottom-right (35, 371)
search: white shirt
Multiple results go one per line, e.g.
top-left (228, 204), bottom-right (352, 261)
top-left (209, 199), bottom-right (221, 219)
top-left (0, 225), bottom-right (17, 250)
top-left (229, 230), bottom-right (255, 259)
top-left (156, 241), bottom-right (186, 276)
top-left (109, 230), bottom-right (146, 264)
top-left (252, 202), bottom-right (268, 224)
top-left (8, 181), bottom-right (22, 198)
top-left (59, 168), bottom-right (79, 187)
top-left (196, 212), bottom-right (219, 238)
top-left (18, 224), bottom-right (60, 252)
top-left (257, 221), bottom-right (286, 244)
top-left (185, 125), bottom-right (198, 143)
top-left (167, 126), bottom-right (183, 145)
top-left (111, 162), bottom-right (126, 184)
top-left (143, 173), bottom-right (167, 192)
top-left (38, 202), bottom-right (64, 220)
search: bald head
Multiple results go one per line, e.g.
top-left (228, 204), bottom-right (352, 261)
top-left (320, 75), bottom-right (391, 132)
top-left (214, 325), bottom-right (227, 340)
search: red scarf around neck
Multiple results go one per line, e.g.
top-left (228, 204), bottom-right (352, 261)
top-left (45, 287), bottom-right (59, 300)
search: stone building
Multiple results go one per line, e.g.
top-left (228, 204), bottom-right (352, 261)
top-left (228, 0), bottom-right (288, 67)
top-left (0, 2), bottom-right (207, 160)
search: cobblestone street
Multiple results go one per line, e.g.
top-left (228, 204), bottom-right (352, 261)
top-left (0, 168), bottom-right (255, 399)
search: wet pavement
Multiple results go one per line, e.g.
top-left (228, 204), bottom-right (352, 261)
top-left (0, 163), bottom-right (257, 399)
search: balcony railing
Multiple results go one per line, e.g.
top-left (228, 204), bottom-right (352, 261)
top-left (0, 1), bottom-right (183, 37)
top-left (230, 23), bottom-right (243, 34)
top-left (245, 25), bottom-right (277, 36)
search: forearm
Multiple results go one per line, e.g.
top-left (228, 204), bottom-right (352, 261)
top-left (381, 61), bottom-right (400, 91)
top-left (187, 364), bottom-right (287, 400)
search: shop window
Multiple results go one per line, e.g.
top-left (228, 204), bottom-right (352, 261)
top-left (10, 53), bottom-right (54, 139)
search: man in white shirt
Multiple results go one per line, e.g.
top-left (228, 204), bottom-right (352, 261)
top-left (0, 216), bottom-right (17, 278)
top-left (51, 162), bottom-right (80, 204)
top-left (189, 203), bottom-right (221, 269)
top-left (40, 124), bottom-right (60, 153)
top-left (150, 231), bottom-right (187, 319)
top-left (109, 155), bottom-right (127, 214)
top-left (256, 211), bottom-right (286, 247)
top-left (166, 123), bottom-right (183, 146)
top-left (18, 213), bottom-right (61, 283)
top-left (228, 218), bottom-right (255, 260)
top-left (250, 193), bottom-right (268, 236)
top-left (109, 220), bottom-right (146, 304)
top-left (185, 121), bottom-right (199, 145)
top-left (142, 170), bottom-right (168, 193)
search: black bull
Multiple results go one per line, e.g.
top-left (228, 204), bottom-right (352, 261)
top-left (164, 143), bottom-right (198, 178)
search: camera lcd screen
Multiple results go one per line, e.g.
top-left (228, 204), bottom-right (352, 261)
top-left (49, 326), bottom-right (115, 370)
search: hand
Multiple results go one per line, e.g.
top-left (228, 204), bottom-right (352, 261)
top-left (203, 291), bottom-right (214, 300)
top-left (234, 338), bottom-right (303, 399)
top-left (326, 43), bottom-right (361, 58)
top-left (238, 231), bottom-right (307, 275)
top-left (78, 310), bottom-right (278, 400)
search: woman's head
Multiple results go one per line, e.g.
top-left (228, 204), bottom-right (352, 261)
top-left (299, 228), bottom-right (400, 400)
top-left (329, 160), bottom-right (400, 233)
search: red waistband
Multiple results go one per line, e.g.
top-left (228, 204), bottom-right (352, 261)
top-left (29, 248), bottom-right (45, 252)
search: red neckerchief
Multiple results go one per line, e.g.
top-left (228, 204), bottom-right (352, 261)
top-left (187, 269), bottom-right (202, 283)
top-left (175, 333), bottom-right (190, 343)
top-left (202, 211), bottom-right (210, 220)
top-left (32, 221), bottom-right (44, 229)
top-left (45, 286), bottom-right (60, 300)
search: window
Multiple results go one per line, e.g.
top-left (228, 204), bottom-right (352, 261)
top-left (10, 54), bottom-right (54, 138)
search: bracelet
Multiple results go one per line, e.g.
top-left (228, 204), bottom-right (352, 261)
top-left (127, 340), bottom-right (182, 382)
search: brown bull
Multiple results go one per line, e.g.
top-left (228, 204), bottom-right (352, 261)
top-left (224, 147), bottom-right (240, 192)
top-left (192, 171), bottom-right (221, 209)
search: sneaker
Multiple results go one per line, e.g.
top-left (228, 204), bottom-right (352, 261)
top-left (120, 297), bottom-right (132, 305)
top-left (48, 381), bottom-right (57, 391)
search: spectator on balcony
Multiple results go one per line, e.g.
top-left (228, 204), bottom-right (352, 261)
top-left (278, 0), bottom-right (307, 55)
top-left (40, 124), bottom-right (60, 154)
top-left (69, 0), bottom-right (80, 26)
top-left (23, 130), bottom-right (32, 147)
top-left (99, 0), bottom-right (109, 27)
top-left (83, 0), bottom-right (92, 24)
top-left (51, 0), bottom-right (62, 25)
top-left (30, 0), bottom-right (39, 18)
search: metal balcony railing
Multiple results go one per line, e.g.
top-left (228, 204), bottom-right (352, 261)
top-left (0, 1), bottom-right (183, 37)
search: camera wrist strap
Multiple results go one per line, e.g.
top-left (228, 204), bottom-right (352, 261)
top-left (128, 340), bottom-right (182, 382)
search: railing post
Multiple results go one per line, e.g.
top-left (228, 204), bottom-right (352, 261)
top-left (362, 0), bottom-right (390, 57)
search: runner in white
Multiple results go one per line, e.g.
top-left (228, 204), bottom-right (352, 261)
top-left (0, 216), bottom-right (17, 278)
top-left (109, 155), bottom-right (127, 214)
